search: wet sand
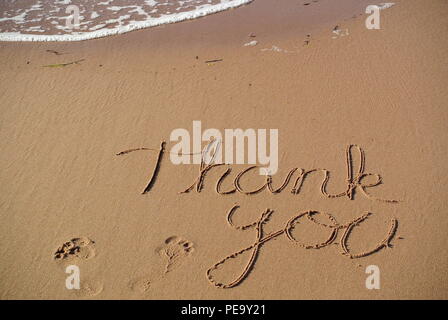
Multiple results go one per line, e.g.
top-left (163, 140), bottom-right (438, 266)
top-left (0, 0), bottom-right (447, 299)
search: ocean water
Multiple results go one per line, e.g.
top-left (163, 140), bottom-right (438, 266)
top-left (0, 0), bottom-right (253, 41)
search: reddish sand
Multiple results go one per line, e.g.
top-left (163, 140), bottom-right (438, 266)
top-left (0, 0), bottom-right (447, 299)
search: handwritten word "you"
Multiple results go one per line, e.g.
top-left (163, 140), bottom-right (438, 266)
top-left (206, 205), bottom-right (398, 288)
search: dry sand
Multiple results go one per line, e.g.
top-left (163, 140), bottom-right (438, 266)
top-left (0, 0), bottom-right (447, 299)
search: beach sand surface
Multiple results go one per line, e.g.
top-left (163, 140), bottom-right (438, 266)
top-left (0, 0), bottom-right (447, 299)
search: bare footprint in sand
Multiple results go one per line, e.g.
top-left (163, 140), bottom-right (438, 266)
top-left (129, 236), bottom-right (195, 294)
top-left (157, 236), bottom-right (194, 273)
top-left (129, 276), bottom-right (152, 294)
top-left (74, 279), bottom-right (104, 298)
top-left (53, 237), bottom-right (96, 262)
top-left (53, 237), bottom-right (103, 297)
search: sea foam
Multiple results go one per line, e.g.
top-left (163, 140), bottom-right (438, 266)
top-left (0, 0), bottom-right (253, 42)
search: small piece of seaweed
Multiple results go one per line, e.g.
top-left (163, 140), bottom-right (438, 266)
top-left (42, 59), bottom-right (85, 68)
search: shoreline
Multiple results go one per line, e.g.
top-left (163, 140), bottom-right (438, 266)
top-left (1, 0), bottom-right (390, 45)
top-left (0, 0), bottom-right (255, 42)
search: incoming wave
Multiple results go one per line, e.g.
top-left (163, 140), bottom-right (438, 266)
top-left (0, 0), bottom-right (253, 42)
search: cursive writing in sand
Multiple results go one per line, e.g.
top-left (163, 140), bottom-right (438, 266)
top-left (116, 142), bottom-right (400, 288)
top-left (117, 143), bottom-right (399, 203)
top-left (206, 205), bottom-right (397, 288)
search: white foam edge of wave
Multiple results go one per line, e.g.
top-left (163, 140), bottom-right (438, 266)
top-left (0, 0), bottom-right (253, 42)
